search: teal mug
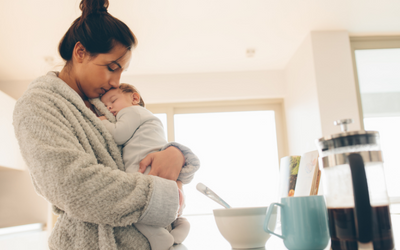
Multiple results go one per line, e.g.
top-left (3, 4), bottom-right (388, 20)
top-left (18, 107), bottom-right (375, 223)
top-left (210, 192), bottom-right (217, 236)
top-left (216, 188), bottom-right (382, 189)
top-left (264, 195), bottom-right (330, 250)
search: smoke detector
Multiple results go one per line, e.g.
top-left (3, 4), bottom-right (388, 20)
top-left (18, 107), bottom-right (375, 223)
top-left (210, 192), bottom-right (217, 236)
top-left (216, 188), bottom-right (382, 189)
top-left (44, 56), bottom-right (55, 65)
top-left (246, 48), bottom-right (255, 58)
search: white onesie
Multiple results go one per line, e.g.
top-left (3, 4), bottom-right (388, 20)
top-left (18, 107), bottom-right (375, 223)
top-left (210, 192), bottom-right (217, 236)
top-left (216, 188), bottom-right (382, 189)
top-left (102, 106), bottom-right (190, 250)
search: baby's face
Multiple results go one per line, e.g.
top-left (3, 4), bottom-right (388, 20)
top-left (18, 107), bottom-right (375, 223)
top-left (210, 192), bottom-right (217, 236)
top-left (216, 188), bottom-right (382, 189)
top-left (101, 88), bottom-right (133, 116)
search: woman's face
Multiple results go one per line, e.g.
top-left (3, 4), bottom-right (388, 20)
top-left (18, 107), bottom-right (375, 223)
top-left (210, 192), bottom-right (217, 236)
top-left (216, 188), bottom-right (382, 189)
top-left (75, 42), bottom-right (132, 99)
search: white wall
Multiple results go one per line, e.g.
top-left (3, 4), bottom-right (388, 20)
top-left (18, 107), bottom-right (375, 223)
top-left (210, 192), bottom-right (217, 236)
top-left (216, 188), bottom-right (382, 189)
top-left (0, 90), bottom-right (48, 228)
top-left (0, 80), bottom-right (31, 100)
top-left (0, 90), bottom-right (25, 170)
top-left (284, 31), bottom-right (362, 156)
top-left (0, 70), bottom-right (286, 102)
top-left (284, 35), bottom-right (322, 155)
top-left (121, 70), bottom-right (285, 104)
top-left (312, 31), bottom-right (361, 136)
top-left (0, 167), bottom-right (48, 228)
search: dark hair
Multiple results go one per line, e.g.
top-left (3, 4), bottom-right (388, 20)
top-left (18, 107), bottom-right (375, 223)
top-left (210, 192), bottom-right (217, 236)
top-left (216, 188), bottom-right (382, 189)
top-left (119, 83), bottom-right (145, 107)
top-left (58, 0), bottom-right (136, 61)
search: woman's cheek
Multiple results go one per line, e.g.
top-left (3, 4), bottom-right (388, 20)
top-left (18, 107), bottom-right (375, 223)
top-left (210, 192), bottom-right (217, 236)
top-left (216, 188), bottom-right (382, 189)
top-left (103, 72), bottom-right (113, 85)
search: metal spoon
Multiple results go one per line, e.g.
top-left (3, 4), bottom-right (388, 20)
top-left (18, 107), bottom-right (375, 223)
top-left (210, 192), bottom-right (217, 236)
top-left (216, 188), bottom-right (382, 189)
top-left (196, 182), bottom-right (231, 209)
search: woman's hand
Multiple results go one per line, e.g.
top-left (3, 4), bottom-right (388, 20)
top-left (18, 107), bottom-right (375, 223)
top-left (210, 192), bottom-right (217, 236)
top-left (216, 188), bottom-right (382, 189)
top-left (139, 146), bottom-right (185, 181)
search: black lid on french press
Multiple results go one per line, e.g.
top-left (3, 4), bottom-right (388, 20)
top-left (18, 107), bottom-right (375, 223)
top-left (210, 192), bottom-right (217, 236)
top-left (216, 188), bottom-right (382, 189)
top-left (316, 119), bottom-right (380, 153)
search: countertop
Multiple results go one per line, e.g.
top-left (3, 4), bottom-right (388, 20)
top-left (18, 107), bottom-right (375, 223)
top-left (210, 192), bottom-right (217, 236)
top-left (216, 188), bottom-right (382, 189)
top-left (173, 213), bottom-right (400, 250)
top-left (0, 212), bottom-right (398, 249)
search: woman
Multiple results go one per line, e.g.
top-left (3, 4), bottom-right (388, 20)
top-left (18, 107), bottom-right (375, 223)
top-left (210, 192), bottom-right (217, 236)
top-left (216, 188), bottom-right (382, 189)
top-left (12, 0), bottom-right (199, 249)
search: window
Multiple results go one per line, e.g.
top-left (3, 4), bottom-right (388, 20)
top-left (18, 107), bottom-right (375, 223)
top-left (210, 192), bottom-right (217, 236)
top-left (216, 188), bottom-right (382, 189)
top-left (147, 99), bottom-right (287, 215)
top-left (351, 36), bottom-right (400, 205)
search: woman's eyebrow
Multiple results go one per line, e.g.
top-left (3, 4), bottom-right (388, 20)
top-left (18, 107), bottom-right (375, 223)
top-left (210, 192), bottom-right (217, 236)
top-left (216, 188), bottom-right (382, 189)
top-left (105, 49), bottom-right (130, 69)
top-left (113, 49), bottom-right (131, 69)
top-left (97, 61), bottom-right (122, 69)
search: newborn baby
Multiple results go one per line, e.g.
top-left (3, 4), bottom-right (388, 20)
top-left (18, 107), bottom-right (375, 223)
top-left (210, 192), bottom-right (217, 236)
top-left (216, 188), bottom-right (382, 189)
top-left (99, 83), bottom-right (190, 250)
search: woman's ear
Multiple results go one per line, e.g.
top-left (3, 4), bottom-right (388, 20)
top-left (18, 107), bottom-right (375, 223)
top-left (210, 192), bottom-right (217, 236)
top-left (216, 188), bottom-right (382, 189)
top-left (131, 92), bottom-right (141, 105)
top-left (72, 42), bottom-right (87, 63)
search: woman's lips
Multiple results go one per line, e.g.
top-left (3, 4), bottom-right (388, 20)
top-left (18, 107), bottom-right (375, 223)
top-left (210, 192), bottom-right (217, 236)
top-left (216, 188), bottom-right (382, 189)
top-left (101, 88), bottom-right (106, 95)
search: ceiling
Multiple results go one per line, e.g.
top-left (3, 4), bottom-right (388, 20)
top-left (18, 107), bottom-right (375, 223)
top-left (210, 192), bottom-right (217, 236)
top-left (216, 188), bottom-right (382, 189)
top-left (1, 0), bottom-right (400, 83)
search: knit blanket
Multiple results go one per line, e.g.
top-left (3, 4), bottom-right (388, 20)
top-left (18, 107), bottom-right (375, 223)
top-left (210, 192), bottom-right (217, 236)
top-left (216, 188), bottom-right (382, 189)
top-left (13, 71), bottom-right (200, 250)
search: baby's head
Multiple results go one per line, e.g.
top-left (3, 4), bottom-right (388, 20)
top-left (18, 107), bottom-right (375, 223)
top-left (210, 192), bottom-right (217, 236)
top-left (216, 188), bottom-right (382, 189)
top-left (101, 83), bottom-right (145, 116)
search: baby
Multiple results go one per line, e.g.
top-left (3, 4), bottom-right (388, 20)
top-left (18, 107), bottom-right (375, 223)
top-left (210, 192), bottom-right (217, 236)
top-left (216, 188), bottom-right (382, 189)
top-left (99, 83), bottom-right (190, 250)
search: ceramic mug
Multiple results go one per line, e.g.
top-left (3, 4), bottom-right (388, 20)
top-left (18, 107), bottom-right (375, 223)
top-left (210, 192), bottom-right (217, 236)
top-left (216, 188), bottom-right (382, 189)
top-left (264, 195), bottom-right (330, 250)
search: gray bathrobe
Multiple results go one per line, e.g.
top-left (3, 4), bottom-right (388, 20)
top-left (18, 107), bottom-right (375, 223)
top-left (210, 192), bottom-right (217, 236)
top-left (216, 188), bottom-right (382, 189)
top-left (13, 71), bottom-right (200, 250)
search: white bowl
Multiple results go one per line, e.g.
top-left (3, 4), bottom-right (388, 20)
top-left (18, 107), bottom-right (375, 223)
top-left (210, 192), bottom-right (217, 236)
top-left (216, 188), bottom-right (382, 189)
top-left (213, 206), bottom-right (277, 249)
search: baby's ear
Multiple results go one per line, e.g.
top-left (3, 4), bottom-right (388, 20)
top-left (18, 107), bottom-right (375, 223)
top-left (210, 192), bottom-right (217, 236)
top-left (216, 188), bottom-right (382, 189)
top-left (132, 92), bottom-right (141, 105)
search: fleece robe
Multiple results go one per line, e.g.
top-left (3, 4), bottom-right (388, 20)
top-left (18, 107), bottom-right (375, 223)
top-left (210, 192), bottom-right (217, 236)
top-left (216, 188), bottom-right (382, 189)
top-left (13, 71), bottom-right (200, 250)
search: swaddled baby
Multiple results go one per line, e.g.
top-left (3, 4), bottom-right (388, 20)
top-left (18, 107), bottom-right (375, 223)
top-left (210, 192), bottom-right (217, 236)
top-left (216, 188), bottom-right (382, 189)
top-left (99, 83), bottom-right (190, 250)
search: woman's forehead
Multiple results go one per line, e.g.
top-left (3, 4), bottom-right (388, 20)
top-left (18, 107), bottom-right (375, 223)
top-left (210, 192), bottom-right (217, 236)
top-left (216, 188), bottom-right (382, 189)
top-left (100, 45), bottom-right (131, 64)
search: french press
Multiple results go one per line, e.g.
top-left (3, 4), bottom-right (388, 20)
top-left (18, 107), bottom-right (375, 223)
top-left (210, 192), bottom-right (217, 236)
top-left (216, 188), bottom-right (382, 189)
top-left (316, 119), bottom-right (394, 250)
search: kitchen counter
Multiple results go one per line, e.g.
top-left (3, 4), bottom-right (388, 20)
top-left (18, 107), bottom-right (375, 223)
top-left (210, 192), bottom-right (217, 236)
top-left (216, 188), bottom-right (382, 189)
top-left (1, 212), bottom-right (398, 249)
top-left (173, 213), bottom-right (400, 250)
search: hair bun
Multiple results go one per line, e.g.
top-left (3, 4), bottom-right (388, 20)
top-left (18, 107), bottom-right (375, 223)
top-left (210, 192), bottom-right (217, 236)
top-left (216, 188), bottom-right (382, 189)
top-left (80, 0), bottom-right (109, 19)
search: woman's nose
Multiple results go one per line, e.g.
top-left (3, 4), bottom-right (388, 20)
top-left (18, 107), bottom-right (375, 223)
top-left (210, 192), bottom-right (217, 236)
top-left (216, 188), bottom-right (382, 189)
top-left (109, 73), bottom-right (121, 88)
top-left (108, 106), bottom-right (112, 110)
top-left (110, 81), bottom-right (119, 89)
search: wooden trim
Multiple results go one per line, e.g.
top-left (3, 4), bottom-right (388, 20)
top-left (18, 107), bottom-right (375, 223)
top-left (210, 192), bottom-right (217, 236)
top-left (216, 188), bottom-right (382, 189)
top-left (350, 41), bottom-right (365, 131)
top-left (147, 98), bottom-right (289, 163)
top-left (349, 35), bottom-right (400, 130)
top-left (350, 36), bottom-right (400, 50)
top-left (147, 98), bottom-right (283, 110)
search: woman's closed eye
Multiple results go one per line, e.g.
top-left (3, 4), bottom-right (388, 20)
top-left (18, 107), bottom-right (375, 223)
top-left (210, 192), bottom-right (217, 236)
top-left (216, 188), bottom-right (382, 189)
top-left (108, 66), bottom-right (119, 72)
top-left (107, 62), bottom-right (120, 72)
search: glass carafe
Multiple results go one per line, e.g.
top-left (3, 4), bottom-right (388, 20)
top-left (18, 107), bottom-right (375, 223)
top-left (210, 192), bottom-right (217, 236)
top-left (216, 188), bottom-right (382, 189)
top-left (316, 119), bottom-right (394, 250)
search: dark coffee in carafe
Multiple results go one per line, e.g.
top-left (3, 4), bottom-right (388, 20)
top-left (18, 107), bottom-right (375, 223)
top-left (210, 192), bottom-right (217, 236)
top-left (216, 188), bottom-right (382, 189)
top-left (328, 205), bottom-right (394, 250)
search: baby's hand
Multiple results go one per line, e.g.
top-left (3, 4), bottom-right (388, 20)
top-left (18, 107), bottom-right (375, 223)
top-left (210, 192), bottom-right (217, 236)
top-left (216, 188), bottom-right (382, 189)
top-left (98, 116), bottom-right (107, 121)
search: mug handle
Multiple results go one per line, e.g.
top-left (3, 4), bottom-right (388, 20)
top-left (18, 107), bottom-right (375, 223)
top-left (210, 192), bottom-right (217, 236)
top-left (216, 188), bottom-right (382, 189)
top-left (264, 203), bottom-right (284, 239)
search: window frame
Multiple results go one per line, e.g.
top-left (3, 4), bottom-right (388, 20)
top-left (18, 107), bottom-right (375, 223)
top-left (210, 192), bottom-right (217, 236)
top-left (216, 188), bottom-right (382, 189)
top-left (146, 98), bottom-right (288, 163)
top-left (350, 36), bottom-right (400, 205)
top-left (350, 35), bottom-right (400, 131)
